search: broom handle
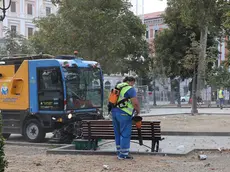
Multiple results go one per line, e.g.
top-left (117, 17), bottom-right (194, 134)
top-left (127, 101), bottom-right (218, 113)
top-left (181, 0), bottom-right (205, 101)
top-left (137, 128), bottom-right (143, 145)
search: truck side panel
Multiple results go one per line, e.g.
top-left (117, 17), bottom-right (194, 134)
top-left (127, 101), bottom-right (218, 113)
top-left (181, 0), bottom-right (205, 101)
top-left (0, 61), bottom-right (29, 110)
top-left (1, 61), bottom-right (29, 134)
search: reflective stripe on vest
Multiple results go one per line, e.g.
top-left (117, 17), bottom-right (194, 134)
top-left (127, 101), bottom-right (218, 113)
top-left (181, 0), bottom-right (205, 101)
top-left (116, 82), bottom-right (134, 115)
top-left (219, 90), bottom-right (224, 98)
top-left (116, 82), bottom-right (129, 89)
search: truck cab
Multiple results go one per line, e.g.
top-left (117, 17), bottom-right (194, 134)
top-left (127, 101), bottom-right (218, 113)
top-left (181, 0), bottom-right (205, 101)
top-left (0, 54), bottom-right (103, 142)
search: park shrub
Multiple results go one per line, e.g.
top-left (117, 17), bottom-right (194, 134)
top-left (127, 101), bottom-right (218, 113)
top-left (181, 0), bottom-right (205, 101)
top-left (0, 114), bottom-right (8, 172)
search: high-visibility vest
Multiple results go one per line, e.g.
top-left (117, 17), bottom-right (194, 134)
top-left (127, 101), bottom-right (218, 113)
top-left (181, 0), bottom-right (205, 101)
top-left (219, 90), bottom-right (224, 98)
top-left (116, 82), bottom-right (134, 115)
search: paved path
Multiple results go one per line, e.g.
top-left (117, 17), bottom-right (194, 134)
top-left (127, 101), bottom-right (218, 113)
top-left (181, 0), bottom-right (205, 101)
top-left (9, 134), bottom-right (230, 154)
top-left (98, 136), bottom-right (230, 154)
top-left (141, 108), bottom-right (230, 116)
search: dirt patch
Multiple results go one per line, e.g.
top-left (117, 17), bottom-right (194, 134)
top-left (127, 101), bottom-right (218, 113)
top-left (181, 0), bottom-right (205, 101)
top-left (4, 145), bottom-right (230, 172)
top-left (143, 114), bottom-right (230, 132)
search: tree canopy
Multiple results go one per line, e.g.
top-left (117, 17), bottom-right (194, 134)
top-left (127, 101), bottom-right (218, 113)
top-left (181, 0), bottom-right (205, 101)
top-left (154, 2), bottom-right (219, 81)
top-left (31, 0), bottom-right (148, 74)
top-left (0, 27), bottom-right (34, 56)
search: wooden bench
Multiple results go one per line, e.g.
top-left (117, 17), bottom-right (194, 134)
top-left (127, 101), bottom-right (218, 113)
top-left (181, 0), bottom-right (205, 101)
top-left (81, 120), bottom-right (163, 152)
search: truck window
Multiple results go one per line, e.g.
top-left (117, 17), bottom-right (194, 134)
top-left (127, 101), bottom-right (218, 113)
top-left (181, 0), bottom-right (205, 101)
top-left (38, 68), bottom-right (62, 90)
top-left (63, 67), bottom-right (102, 110)
top-left (37, 67), bottom-right (64, 110)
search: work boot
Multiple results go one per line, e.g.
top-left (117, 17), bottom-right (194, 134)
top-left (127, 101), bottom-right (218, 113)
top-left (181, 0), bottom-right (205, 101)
top-left (117, 155), bottom-right (133, 160)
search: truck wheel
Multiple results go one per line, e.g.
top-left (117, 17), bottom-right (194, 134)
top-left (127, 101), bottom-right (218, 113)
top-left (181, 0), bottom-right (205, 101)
top-left (23, 119), bottom-right (46, 143)
top-left (2, 133), bottom-right (11, 139)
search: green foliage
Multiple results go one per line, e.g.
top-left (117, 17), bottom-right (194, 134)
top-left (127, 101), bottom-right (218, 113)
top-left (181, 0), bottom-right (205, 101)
top-left (222, 1), bottom-right (230, 35)
top-left (154, 5), bottom-right (196, 80)
top-left (31, 0), bottom-right (147, 74)
top-left (0, 27), bottom-right (35, 56)
top-left (169, 0), bottom-right (222, 29)
top-left (0, 114), bottom-right (8, 172)
top-left (126, 40), bottom-right (152, 85)
top-left (155, 28), bottom-right (192, 79)
top-left (206, 64), bottom-right (230, 89)
top-left (155, 0), bottom-right (221, 82)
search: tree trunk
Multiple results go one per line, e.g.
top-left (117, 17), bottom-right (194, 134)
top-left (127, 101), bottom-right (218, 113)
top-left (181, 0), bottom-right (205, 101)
top-left (191, 63), bottom-right (198, 114)
top-left (197, 26), bottom-right (208, 97)
top-left (170, 79), bottom-right (175, 104)
top-left (228, 88), bottom-right (230, 105)
top-left (177, 78), bottom-right (181, 107)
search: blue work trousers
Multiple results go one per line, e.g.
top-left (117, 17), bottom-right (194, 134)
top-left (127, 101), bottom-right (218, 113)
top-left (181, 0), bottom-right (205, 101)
top-left (219, 98), bottom-right (224, 107)
top-left (112, 111), bottom-right (132, 158)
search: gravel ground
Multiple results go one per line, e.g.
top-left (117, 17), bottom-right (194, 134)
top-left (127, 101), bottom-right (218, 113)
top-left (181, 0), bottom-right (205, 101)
top-left (4, 145), bottom-right (230, 172)
top-left (4, 115), bottom-right (230, 171)
top-left (143, 114), bottom-right (230, 132)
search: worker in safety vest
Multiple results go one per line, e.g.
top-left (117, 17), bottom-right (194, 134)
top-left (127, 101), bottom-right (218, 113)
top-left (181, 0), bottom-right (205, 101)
top-left (218, 87), bottom-right (224, 109)
top-left (111, 76), bottom-right (140, 160)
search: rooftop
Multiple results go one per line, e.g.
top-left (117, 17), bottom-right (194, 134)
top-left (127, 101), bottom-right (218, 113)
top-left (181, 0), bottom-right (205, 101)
top-left (144, 11), bottom-right (164, 20)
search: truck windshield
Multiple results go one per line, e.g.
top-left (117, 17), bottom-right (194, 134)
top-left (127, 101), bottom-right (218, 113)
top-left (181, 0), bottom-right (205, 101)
top-left (62, 67), bottom-right (102, 110)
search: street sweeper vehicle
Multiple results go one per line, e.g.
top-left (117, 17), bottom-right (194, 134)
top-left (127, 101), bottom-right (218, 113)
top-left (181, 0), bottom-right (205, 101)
top-left (0, 54), bottom-right (104, 143)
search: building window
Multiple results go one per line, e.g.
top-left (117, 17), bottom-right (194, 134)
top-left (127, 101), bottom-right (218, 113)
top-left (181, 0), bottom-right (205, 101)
top-left (28, 27), bottom-right (34, 38)
top-left (27, 4), bottom-right (33, 15)
top-left (104, 81), bottom-right (111, 90)
top-left (154, 30), bottom-right (158, 38)
top-left (46, 7), bottom-right (51, 16)
top-left (146, 30), bottom-right (149, 39)
top-left (11, 1), bottom-right (16, 12)
top-left (11, 25), bottom-right (17, 32)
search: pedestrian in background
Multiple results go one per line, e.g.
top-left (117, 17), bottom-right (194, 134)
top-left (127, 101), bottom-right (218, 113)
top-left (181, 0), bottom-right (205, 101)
top-left (218, 87), bottom-right (224, 109)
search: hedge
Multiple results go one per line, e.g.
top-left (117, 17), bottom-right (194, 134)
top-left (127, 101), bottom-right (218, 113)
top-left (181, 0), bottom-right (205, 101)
top-left (0, 114), bottom-right (7, 172)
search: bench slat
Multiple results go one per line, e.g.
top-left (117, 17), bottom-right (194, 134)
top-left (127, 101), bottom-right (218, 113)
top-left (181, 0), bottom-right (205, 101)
top-left (82, 125), bottom-right (160, 129)
top-left (82, 123), bottom-right (161, 127)
top-left (82, 125), bottom-right (160, 128)
top-left (82, 135), bottom-right (161, 140)
top-left (82, 123), bottom-right (160, 127)
top-left (82, 129), bottom-right (161, 133)
top-left (82, 122), bottom-right (160, 125)
top-left (82, 126), bottom-right (160, 130)
top-left (82, 120), bottom-right (161, 124)
top-left (82, 133), bottom-right (161, 137)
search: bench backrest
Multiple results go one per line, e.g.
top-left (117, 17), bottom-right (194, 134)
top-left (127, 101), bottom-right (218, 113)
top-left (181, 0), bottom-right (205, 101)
top-left (82, 120), bottom-right (161, 140)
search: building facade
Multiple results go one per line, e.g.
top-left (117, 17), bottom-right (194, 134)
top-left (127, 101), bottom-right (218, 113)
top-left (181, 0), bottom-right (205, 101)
top-left (144, 11), bottom-right (167, 42)
top-left (218, 36), bottom-right (229, 66)
top-left (0, 0), bottom-right (58, 38)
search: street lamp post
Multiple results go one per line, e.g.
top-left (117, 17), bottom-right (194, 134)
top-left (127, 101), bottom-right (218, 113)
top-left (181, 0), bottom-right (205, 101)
top-left (0, 0), bottom-right (11, 21)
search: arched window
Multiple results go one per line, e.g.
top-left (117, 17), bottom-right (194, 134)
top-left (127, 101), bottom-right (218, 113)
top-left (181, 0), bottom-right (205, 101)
top-left (93, 80), bottom-right (99, 86)
top-left (93, 80), bottom-right (99, 88)
top-left (105, 81), bottom-right (111, 90)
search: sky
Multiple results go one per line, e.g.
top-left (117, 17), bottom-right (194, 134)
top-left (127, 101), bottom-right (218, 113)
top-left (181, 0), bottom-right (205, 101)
top-left (129, 0), bottom-right (168, 15)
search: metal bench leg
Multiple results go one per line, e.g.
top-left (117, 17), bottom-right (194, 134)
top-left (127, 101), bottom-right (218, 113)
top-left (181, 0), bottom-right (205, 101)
top-left (151, 140), bottom-right (156, 152)
top-left (151, 122), bottom-right (156, 152)
top-left (87, 122), bottom-right (92, 150)
top-left (156, 140), bottom-right (159, 152)
top-left (93, 139), bottom-right (98, 151)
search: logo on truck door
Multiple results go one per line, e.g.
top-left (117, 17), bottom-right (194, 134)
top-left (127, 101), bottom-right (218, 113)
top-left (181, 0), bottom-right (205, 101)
top-left (1, 83), bottom-right (8, 95)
